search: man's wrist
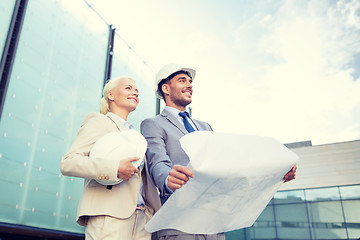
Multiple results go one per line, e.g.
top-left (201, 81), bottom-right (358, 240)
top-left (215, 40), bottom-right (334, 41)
top-left (164, 175), bottom-right (174, 193)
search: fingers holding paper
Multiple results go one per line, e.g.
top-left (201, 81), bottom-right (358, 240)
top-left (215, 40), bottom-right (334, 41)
top-left (283, 164), bottom-right (297, 183)
top-left (167, 165), bottom-right (194, 191)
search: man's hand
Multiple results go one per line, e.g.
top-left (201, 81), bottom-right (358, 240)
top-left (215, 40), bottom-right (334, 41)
top-left (117, 157), bottom-right (139, 181)
top-left (167, 165), bottom-right (194, 191)
top-left (283, 164), bottom-right (297, 183)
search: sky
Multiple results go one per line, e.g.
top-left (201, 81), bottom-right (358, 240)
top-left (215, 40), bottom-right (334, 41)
top-left (89, 0), bottom-right (360, 146)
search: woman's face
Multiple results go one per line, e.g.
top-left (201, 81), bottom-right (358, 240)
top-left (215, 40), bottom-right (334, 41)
top-left (108, 78), bottom-right (139, 115)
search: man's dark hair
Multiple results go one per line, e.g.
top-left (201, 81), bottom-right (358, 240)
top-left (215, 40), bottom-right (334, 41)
top-left (158, 70), bottom-right (191, 98)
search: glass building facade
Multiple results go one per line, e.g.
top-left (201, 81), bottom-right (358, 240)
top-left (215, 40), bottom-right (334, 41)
top-left (0, 0), bottom-right (155, 238)
top-left (227, 185), bottom-right (360, 240)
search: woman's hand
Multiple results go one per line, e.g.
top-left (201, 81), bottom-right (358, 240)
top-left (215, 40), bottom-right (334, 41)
top-left (117, 157), bottom-right (139, 181)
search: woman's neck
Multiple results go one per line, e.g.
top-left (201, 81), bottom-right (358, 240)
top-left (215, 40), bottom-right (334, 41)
top-left (110, 108), bottom-right (129, 120)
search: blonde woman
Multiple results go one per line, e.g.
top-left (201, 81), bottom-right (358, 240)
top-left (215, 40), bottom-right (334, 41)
top-left (61, 76), bottom-right (160, 240)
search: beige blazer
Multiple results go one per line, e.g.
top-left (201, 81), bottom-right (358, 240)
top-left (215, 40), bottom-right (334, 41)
top-left (61, 112), bottom-right (161, 226)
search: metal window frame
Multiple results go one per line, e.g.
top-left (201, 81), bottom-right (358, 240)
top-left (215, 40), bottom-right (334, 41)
top-left (104, 25), bottom-right (115, 84)
top-left (0, 0), bottom-right (28, 119)
top-left (0, 222), bottom-right (84, 239)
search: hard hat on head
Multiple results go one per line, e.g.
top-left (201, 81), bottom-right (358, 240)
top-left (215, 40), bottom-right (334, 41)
top-left (155, 63), bottom-right (196, 99)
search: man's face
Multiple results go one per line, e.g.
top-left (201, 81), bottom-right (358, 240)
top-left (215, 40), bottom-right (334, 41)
top-left (162, 73), bottom-right (193, 109)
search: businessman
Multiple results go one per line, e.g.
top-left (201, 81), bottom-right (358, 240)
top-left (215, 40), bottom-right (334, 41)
top-left (141, 63), bottom-right (296, 240)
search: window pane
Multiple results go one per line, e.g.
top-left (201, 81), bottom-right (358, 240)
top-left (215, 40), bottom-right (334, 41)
top-left (311, 227), bottom-right (348, 240)
top-left (0, 0), bottom-right (16, 53)
top-left (251, 205), bottom-right (276, 239)
top-left (275, 203), bottom-right (311, 239)
top-left (252, 227), bottom-right (276, 239)
top-left (342, 200), bottom-right (360, 239)
top-left (308, 201), bottom-right (347, 239)
top-left (305, 187), bottom-right (340, 201)
top-left (339, 185), bottom-right (360, 200)
top-left (273, 189), bottom-right (305, 204)
top-left (308, 201), bottom-right (344, 222)
top-left (257, 205), bottom-right (275, 221)
top-left (225, 228), bottom-right (248, 240)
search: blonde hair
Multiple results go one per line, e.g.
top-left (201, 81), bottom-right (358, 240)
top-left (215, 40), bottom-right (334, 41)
top-left (99, 76), bottom-right (134, 114)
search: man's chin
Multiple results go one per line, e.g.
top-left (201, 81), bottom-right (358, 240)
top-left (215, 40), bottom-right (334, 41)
top-left (184, 99), bottom-right (192, 106)
top-left (176, 99), bottom-right (192, 108)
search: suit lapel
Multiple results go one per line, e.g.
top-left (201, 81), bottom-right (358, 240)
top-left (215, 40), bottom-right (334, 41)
top-left (106, 112), bottom-right (127, 131)
top-left (191, 119), bottom-right (202, 131)
top-left (161, 108), bottom-right (187, 135)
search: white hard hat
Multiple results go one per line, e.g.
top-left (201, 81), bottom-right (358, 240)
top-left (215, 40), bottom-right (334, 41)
top-left (90, 130), bottom-right (147, 185)
top-left (155, 63), bottom-right (196, 99)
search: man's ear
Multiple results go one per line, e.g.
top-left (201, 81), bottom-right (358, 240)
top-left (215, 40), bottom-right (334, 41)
top-left (107, 91), bottom-right (114, 101)
top-left (162, 84), bottom-right (170, 96)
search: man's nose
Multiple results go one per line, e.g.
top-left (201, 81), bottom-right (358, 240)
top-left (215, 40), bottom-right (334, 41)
top-left (186, 80), bottom-right (193, 88)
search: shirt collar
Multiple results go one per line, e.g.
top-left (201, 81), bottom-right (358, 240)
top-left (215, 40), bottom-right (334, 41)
top-left (108, 112), bottom-right (132, 129)
top-left (164, 106), bottom-right (182, 118)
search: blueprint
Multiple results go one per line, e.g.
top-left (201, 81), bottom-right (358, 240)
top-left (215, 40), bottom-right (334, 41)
top-left (145, 131), bottom-right (298, 234)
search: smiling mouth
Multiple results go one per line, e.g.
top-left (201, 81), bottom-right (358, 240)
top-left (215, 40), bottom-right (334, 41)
top-left (128, 98), bottom-right (138, 103)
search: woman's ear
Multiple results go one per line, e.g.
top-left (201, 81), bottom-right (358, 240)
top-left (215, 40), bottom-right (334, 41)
top-left (107, 91), bottom-right (114, 101)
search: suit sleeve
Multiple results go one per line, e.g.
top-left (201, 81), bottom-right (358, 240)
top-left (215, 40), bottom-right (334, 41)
top-left (141, 118), bottom-right (172, 198)
top-left (60, 113), bottom-right (120, 182)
